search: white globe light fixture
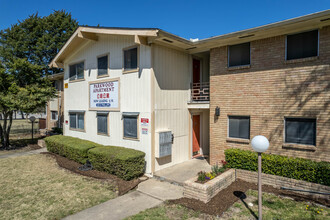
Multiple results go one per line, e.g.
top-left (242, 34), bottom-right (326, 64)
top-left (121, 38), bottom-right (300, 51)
top-left (251, 135), bottom-right (269, 220)
top-left (251, 135), bottom-right (269, 153)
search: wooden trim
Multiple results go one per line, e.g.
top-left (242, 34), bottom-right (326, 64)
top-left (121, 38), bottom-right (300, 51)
top-left (78, 31), bottom-right (98, 41)
top-left (68, 60), bottom-right (85, 82)
top-left (122, 45), bottom-right (140, 74)
top-left (97, 53), bottom-right (110, 78)
top-left (134, 35), bottom-right (148, 45)
top-left (88, 78), bottom-right (120, 112)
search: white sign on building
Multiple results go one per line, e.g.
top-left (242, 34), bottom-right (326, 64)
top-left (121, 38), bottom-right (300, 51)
top-left (89, 79), bottom-right (119, 111)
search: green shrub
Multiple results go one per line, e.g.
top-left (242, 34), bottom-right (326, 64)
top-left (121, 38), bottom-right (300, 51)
top-left (88, 146), bottom-right (145, 180)
top-left (45, 135), bottom-right (102, 164)
top-left (225, 148), bottom-right (330, 186)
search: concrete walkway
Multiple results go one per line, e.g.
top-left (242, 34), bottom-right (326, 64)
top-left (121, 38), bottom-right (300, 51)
top-left (63, 178), bottom-right (184, 220)
top-left (154, 157), bottom-right (211, 185)
top-left (0, 148), bottom-right (47, 159)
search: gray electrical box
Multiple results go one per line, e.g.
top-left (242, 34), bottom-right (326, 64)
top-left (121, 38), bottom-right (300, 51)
top-left (155, 130), bottom-right (172, 158)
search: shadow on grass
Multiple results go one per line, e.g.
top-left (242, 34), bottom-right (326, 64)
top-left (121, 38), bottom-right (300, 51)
top-left (233, 191), bottom-right (258, 219)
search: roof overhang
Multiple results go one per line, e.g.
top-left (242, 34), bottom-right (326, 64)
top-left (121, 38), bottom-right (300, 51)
top-left (49, 10), bottom-right (330, 67)
top-left (49, 27), bottom-right (159, 68)
top-left (189, 10), bottom-right (330, 53)
top-left (48, 72), bottom-right (64, 80)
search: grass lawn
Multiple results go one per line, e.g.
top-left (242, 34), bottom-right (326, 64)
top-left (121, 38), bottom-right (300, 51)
top-left (125, 203), bottom-right (215, 220)
top-left (0, 119), bottom-right (39, 136)
top-left (128, 190), bottom-right (330, 220)
top-left (0, 154), bottom-right (116, 220)
top-left (221, 189), bottom-right (329, 220)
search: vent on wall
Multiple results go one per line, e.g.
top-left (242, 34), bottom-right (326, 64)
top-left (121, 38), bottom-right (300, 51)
top-left (162, 38), bottom-right (173, 43)
top-left (320, 18), bottom-right (330, 22)
top-left (239, 34), bottom-right (255, 39)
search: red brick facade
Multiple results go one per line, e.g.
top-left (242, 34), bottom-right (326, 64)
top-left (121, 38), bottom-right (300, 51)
top-left (210, 26), bottom-right (330, 164)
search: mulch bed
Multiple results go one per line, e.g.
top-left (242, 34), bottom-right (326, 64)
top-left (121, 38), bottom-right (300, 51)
top-left (41, 152), bottom-right (141, 196)
top-left (169, 179), bottom-right (329, 216)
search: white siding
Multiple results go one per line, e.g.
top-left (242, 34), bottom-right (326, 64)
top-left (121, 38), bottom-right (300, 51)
top-left (152, 44), bottom-right (192, 171)
top-left (63, 35), bottom-right (152, 173)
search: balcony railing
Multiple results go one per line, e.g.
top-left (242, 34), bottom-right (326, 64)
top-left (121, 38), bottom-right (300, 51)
top-left (191, 82), bottom-right (210, 102)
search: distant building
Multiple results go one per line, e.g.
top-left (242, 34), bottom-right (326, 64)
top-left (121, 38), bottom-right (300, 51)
top-left (46, 72), bottom-right (64, 130)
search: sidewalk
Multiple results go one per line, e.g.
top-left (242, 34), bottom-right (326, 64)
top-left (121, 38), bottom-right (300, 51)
top-left (63, 178), bottom-right (184, 220)
top-left (0, 148), bottom-right (47, 159)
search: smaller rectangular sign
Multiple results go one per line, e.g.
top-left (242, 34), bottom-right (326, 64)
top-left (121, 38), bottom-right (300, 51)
top-left (142, 128), bottom-right (148, 135)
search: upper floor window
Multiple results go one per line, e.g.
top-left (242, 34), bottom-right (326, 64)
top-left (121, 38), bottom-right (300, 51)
top-left (286, 30), bottom-right (318, 60)
top-left (228, 42), bottom-right (250, 67)
top-left (285, 118), bottom-right (316, 145)
top-left (228, 116), bottom-right (250, 139)
top-left (69, 62), bottom-right (84, 81)
top-left (98, 55), bottom-right (109, 77)
top-left (51, 111), bottom-right (58, 120)
top-left (123, 47), bottom-right (138, 72)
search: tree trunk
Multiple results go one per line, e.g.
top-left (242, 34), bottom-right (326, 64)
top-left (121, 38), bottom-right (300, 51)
top-left (0, 111), bottom-right (13, 149)
top-left (21, 110), bottom-right (24, 119)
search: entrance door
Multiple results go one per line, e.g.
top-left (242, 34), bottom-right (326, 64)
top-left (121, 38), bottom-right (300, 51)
top-left (193, 59), bottom-right (200, 84)
top-left (192, 115), bottom-right (200, 156)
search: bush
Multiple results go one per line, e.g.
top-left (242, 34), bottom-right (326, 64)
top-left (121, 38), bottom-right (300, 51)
top-left (225, 148), bottom-right (330, 186)
top-left (88, 146), bottom-right (145, 180)
top-left (45, 135), bottom-right (102, 164)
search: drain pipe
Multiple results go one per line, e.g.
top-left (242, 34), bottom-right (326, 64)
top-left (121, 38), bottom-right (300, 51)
top-left (280, 187), bottom-right (330, 195)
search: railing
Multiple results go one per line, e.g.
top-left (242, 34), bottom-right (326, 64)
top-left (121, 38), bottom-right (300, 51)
top-left (191, 82), bottom-right (210, 102)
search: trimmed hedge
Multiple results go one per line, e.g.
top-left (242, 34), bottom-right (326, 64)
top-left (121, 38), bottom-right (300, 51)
top-left (45, 135), bottom-right (102, 164)
top-left (88, 146), bottom-right (145, 180)
top-left (225, 148), bottom-right (330, 186)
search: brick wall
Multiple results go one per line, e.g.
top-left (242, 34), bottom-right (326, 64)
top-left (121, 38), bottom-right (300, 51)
top-left (184, 169), bottom-right (235, 203)
top-left (210, 26), bottom-right (330, 164)
top-left (236, 169), bottom-right (330, 200)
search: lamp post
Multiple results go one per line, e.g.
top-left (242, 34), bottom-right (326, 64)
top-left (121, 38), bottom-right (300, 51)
top-left (251, 135), bottom-right (269, 220)
top-left (29, 116), bottom-right (36, 142)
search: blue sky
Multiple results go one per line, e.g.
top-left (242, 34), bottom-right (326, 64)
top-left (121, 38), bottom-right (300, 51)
top-left (1, 0), bottom-right (329, 39)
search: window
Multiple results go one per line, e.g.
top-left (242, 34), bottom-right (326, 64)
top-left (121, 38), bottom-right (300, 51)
top-left (285, 118), bottom-right (316, 145)
top-left (123, 112), bottom-right (139, 139)
top-left (228, 116), bottom-right (250, 139)
top-left (97, 112), bottom-right (108, 135)
top-left (51, 111), bottom-right (58, 120)
top-left (69, 62), bottom-right (84, 81)
top-left (69, 112), bottom-right (85, 130)
top-left (228, 42), bottom-right (250, 67)
top-left (97, 55), bottom-right (108, 76)
top-left (123, 47), bottom-right (138, 71)
top-left (286, 30), bottom-right (318, 60)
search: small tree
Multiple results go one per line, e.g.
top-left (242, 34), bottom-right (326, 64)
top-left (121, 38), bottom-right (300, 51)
top-left (0, 10), bottom-right (78, 148)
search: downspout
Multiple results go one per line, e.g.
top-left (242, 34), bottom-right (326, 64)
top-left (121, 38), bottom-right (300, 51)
top-left (150, 43), bottom-right (156, 175)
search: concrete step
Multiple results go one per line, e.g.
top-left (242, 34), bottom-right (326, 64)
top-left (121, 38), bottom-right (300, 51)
top-left (137, 178), bottom-right (184, 201)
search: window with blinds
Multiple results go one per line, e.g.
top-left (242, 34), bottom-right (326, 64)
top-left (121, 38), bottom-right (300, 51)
top-left (228, 42), bottom-right (250, 67)
top-left (123, 47), bottom-right (138, 71)
top-left (69, 62), bottom-right (84, 81)
top-left (69, 112), bottom-right (84, 131)
top-left (286, 30), bottom-right (318, 60)
top-left (285, 118), bottom-right (316, 145)
top-left (123, 113), bottom-right (138, 139)
top-left (97, 113), bottom-right (108, 135)
top-left (228, 116), bottom-right (250, 139)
